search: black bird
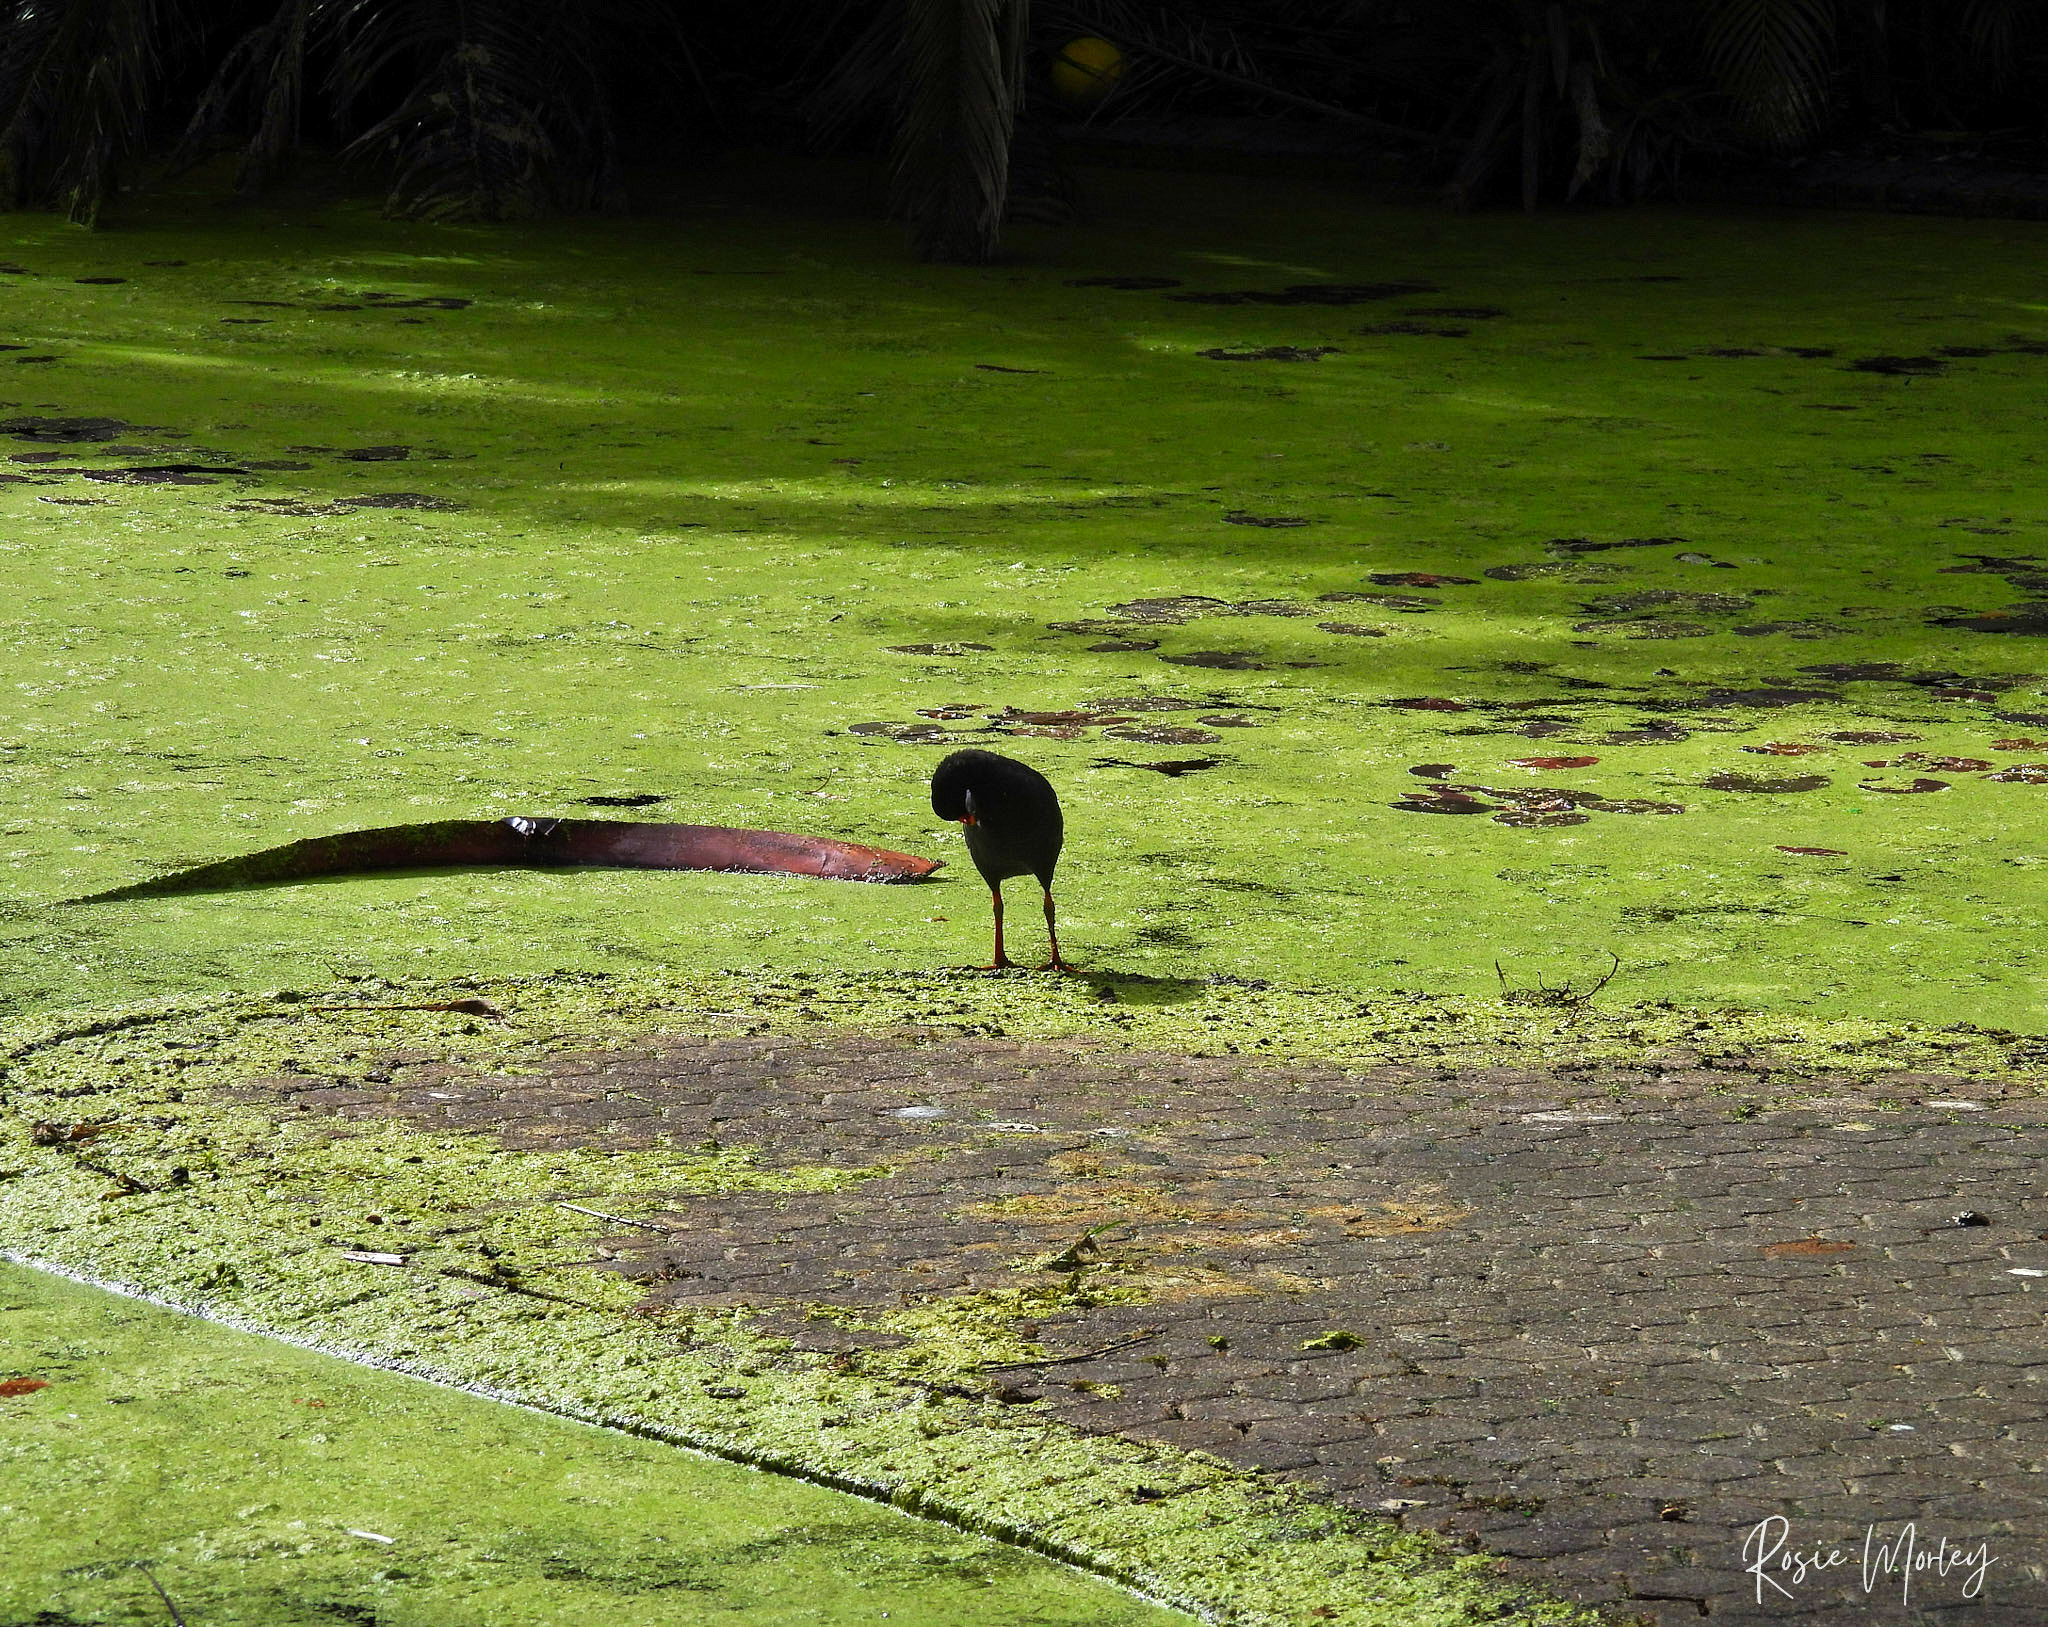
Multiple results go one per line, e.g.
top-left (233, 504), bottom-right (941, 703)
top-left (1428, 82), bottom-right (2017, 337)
top-left (930, 748), bottom-right (1068, 971)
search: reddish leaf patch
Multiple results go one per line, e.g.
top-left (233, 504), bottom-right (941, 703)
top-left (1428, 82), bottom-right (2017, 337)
top-left (0, 1378), bottom-right (49, 1397)
top-left (1509, 756), bottom-right (1598, 769)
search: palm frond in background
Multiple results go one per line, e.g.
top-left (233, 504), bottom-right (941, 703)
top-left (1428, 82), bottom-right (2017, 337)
top-left (334, 0), bottom-right (639, 221)
top-left (893, 0), bottom-right (1028, 261)
top-left (1699, 0), bottom-right (1837, 150)
top-left (171, 0), bottom-right (316, 192)
top-left (0, 0), bottom-right (172, 224)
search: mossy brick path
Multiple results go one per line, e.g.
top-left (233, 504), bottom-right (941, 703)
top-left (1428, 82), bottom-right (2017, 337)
top-left (232, 1028), bottom-right (2048, 1626)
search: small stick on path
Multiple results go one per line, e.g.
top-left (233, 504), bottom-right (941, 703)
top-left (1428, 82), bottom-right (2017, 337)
top-left (557, 1201), bottom-right (681, 1235)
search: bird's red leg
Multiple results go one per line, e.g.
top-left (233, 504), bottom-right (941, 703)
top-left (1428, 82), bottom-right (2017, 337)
top-left (987, 883), bottom-right (1014, 969)
top-left (1042, 886), bottom-right (1073, 973)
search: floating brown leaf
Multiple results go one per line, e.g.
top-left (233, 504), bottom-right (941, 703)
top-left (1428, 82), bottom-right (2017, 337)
top-left (1509, 756), bottom-right (1598, 769)
top-left (1704, 772), bottom-right (1829, 793)
top-left (0, 1378), bottom-right (50, 1397)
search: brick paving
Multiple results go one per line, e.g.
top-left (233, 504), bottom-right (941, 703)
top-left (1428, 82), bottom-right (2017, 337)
top-left (251, 1032), bottom-right (2048, 1625)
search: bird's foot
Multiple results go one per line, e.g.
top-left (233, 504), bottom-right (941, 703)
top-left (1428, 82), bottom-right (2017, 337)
top-left (1041, 957), bottom-right (1079, 975)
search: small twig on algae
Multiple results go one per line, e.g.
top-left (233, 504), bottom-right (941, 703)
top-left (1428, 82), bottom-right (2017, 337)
top-left (137, 1565), bottom-right (186, 1627)
top-left (1494, 950), bottom-right (1621, 1009)
top-left (978, 1328), bottom-right (1162, 1371)
top-left (557, 1201), bottom-right (683, 1235)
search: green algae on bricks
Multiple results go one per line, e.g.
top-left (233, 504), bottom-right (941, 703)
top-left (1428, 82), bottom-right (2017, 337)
top-left (0, 1262), bottom-right (1189, 1627)
top-left (0, 984), bottom-right (1606, 1627)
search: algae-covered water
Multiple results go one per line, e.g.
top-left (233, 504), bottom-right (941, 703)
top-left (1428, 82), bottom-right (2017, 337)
top-left (0, 1262), bottom-right (1183, 1625)
top-left (3, 153), bottom-right (2046, 1023)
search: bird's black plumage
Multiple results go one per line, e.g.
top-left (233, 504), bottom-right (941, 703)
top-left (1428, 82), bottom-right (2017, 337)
top-left (930, 748), bottom-right (1068, 970)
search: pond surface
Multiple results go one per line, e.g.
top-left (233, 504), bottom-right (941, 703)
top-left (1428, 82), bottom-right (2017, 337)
top-left (0, 1261), bottom-right (1181, 1626)
top-left (2, 154), bottom-right (2044, 1026)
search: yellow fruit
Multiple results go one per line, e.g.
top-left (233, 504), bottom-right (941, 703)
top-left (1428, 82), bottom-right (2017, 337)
top-left (1049, 37), bottom-right (1125, 106)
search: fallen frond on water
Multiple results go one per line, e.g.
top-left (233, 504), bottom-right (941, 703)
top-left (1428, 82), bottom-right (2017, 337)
top-left (65, 816), bottom-right (942, 903)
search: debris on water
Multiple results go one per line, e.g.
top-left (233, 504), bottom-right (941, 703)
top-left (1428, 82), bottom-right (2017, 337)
top-left (1370, 572), bottom-right (1476, 587)
top-left (1986, 763), bottom-right (2048, 783)
top-left (339, 445), bottom-right (412, 461)
top-left (1319, 591), bottom-right (1440, 612)
top-left (1689, 687), bottom-right (1841, 709)
top-left (974, 363), bottom-right (1047, 373)
top-left (1849, 355), bottom-right (1945, 375)
top-left (1104, 724), bottom-right (1220, 745)
top-left (1826, 729), bottom-right (1919, 743)
top-left (1064, 275), bottom-right (1181, 290)
top-left (1088, 695), bottom-right (1197, 712)
top-left (1704, 772), bottom-right (1829, 793)
top-left (334, 492), bottom-right (465, 510)
top-left (580, 794), bottom-right (667, 807)
top-left (1579, 590), bottom-right (1752, 616)
top-left (1197, 714), bottom-right (1258, 728)
top-left (1582, 797), bottom-right (1684, 815)
top-left (1861, 753), bottom-right (1990, 771)
top-left (1161, 650), bottom-right (1270, 669)
top-left (847, 722), bottom-right (952, 742)
top-left (1386, 697), bottom-right (1471, 712)
top-left (1570, 618), bottom-right (1714, 639)
top-left (1605, 723), bottom-right (1692, 744)
top-left (1355, 320), bottom-right (1467, 337)
top-left (1088, 639), bottom-right (1157, 652)
top-left (1395, 788), bottom-right (1496, 814)
top-left (1223, 512), bottom-right (1310, 527)
top-left (993, 707), bottom-right (1134, 727)
top-left (1104, 596), bottom-right (1230, 624)
top-left (1094, 757), bottom-right (1222, 776)
top-left (1744, 742), bottom-right (1825, 756)
top-left (1195, 345), bottom-right (1340, 362)
top-left (1483, 560), bottom-right (1629, 582)
top-left (0, 415), bottom-right (149, 442)
top-left (1510, 756), bottom-right (1597, 769)
top-left (1317, 622), bottom-right (1388, 637)
top-left (1858, 776), bottom-right (1950, 793)
top-left (1777, 845), bottom-right (1847, 855)
top-left (886, 642), bottom-right (994, 656)
top-left (81, 464), bottom-right (247, 485)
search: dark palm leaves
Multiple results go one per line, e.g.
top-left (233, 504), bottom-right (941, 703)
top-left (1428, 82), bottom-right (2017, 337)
top-left (1699, 0), bottom-right (1836, 149)
top-left (0, 0), bottom-right (169, 224)
top-left (893, 0), bottom-right (1027, 262)
top-left (175, 0), bottom-right (665, 221)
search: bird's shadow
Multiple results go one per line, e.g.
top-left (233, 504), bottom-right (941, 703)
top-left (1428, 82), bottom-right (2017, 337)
top-left (1073, 970), bottom-right (1207, 1005)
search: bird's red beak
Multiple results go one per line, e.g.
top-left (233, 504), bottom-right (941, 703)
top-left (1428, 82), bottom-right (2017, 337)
top-left (958, 813), bottom-right (977, 827)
